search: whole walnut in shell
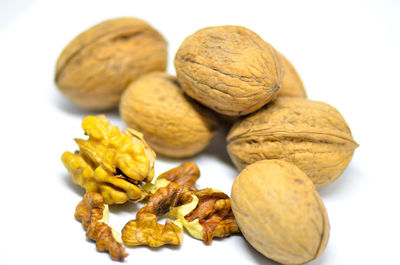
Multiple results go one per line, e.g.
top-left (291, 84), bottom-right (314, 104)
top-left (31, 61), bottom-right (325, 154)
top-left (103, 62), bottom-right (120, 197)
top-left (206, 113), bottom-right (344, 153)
top-left (55, 17), bottom-right (167, 110)
top-left (120, 72), bottom-right (218, 158)
top-left (278, 54), bottom-right (307, 97)
top-left (231, 159), bottom-right (330, 265)
top-left (227, 97), bottom-right (358, 187)
top-left (174, 25), bottom-right (284, 116)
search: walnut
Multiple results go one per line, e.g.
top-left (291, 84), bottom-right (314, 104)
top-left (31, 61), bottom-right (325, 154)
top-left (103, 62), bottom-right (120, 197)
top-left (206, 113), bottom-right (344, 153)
top-left (122, 164), bottom-right (197, 247)
top-left (156, 161), bottom-right (200, 187)
top-left (75, 192), bottom-right (128, 261)
top-left (122, 213), bottom-right (184, 247)
top-left (278, 53), bottom-right (307, 97)
top-left (227, 97), bottom-right (359, 187)
top-left (55, 17), bottom-right (167, 110)
top-left (174, 25), bottom-right (284, 116)
top-left (122, 182), bottom-right (191, 247)
top-left (231, 160), bottom-right (330, 265)
top-left (120, 72), bottom-right (218, 158)
top-left (122, 162), bottom-right (239, 246)
top-left (62, 115), bottom-right (155, 204)
top-left (170, 188), bottom-right (240, 245)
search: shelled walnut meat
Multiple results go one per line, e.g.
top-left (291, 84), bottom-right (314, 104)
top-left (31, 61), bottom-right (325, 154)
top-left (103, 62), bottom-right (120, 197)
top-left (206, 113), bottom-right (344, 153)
top-left (55, 17), bottom-right (167, 110)
top-left (231, 160), bottom-right (330, 265)
top-left (120, 72), bottom-right (218, 158)
top-left (122, 162), bottom-right (240, 247)
top-left (61, 115), bottom-right (156, 204)
top-left (227, 97), bottom-right (358, 187)
top-left (121, 162), bottom-right (201, 247)
top-left (75, 192), bottom-right (128, 261)
top-left (174, 25), bottom-right (284, 116)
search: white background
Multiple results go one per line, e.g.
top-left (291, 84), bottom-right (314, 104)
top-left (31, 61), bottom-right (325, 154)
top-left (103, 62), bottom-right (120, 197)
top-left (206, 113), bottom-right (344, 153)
top-left (0, 0), bottom-right (399, 264)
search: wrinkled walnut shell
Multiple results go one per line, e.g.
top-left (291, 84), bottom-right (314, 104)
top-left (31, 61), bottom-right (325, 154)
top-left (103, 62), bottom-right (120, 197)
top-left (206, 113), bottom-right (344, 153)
top-left (278, 53), bottom-right (307, 98)
top-left (55, 17), bottom-right (167, 110)
top-left (227, 97), bottom-right (358, 187)
top-left (231, 160), bottom-right (330, 265)
top-left (174, 25), bottom-right (284, 116)
top-left (120, 72), bottom-right (218, 158)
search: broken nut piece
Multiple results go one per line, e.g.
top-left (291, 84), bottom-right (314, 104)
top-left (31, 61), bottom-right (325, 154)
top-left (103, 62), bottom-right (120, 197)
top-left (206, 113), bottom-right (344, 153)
top-left (122, 181), bottom-right (192, 247)
top-left (157, 161), bottom-right (200, 188)
top-left (143, 161), bottom-right (200, 195)
top-left (123, 162), bottom-right (240, 247)
top-left (170, 188), bottom-right (240, 245)
top-left (122, 213), bottom-right (183, 247)
top-left (75, 192), bottom-right (128, 261)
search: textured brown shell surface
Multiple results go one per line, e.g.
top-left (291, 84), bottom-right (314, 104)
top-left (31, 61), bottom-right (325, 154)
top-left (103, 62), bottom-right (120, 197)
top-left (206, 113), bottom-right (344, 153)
top-left (174, 25), bottom-right (284, 116)
top-left (231, 160), bottom-right (330, 265)
top-left (55, 17), bottom-right (167, 110)
top-left (120, 72), bottom-right (218, 158)
top-left (279, 54), bottom-right (307, 98)
top-left (227, 97), bottom-right (358, 187)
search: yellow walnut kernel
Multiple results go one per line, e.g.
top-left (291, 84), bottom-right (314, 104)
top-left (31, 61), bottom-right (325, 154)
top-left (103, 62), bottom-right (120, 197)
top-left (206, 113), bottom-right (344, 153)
top-left (231, 160), bottom-right (330, 265)
top-left (61, 115), bottom-right (155, 204)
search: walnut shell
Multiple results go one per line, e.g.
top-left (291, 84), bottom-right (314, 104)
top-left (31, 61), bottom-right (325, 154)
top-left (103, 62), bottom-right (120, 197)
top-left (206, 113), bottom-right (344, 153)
top-left (227, 97), bottom-right (358, 187)
top-left (174, 25), bottom-right (284, 116)
top-left (55, 17), bottom-right (167, 110)
top-left (278, 54), bottom-right (307, 98)
top-left (231, 159), bottom-right (330, 265)
top-left (120, 72), bottom-right (218, 158)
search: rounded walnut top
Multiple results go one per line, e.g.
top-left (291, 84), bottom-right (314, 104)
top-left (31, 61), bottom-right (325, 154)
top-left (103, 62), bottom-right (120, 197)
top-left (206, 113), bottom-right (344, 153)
top-left (120, 72), bottom-right (218, 158)
top-left (174, 25), bottom-right (284, 116)
top-left (55, 17), bottom-right (167, 110)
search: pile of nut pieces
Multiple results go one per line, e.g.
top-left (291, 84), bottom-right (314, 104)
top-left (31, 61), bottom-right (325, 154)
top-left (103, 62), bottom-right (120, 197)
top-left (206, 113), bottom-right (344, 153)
top-left (57, 17), bottom-right (358, 265)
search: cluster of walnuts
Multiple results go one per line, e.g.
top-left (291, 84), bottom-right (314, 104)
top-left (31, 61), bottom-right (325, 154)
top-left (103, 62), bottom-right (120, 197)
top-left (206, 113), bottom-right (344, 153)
top-left (55, 17), bottom-right (306, 159)
top-left (57, 17), bottom-right (358, 265)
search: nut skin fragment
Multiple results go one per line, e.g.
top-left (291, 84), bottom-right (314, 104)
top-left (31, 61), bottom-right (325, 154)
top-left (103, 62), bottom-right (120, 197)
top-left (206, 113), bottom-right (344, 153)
top-left (55, 17), bottom-right (167, 111)
top-left (62, 115), bottom-right (155, 204)
top-left (227, 97), bottom-right (359, 187)
top-left (231, 160), bottom-right (330, 265)
top-left (278, 54), bottom-right (307, 98)
top-left (174, 25), bottom-right (284, 116)
top-left (120, 72), bottom-right (218, 158)
top-left (75, 192), bottom-right (128, 261)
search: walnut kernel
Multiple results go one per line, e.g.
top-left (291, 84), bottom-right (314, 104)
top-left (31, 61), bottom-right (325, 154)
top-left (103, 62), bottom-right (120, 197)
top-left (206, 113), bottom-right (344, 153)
top-left (61, 115), bottom-right (155, 204)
